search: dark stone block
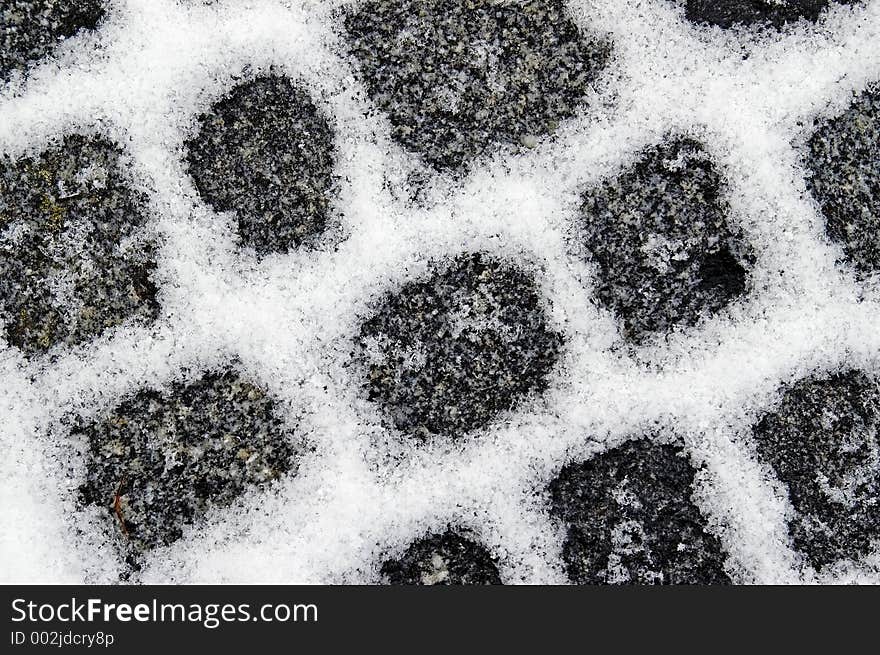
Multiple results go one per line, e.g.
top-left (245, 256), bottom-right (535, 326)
top-left (185, 74), bottom-right (337, 256)
top-left (548, 439), bottom-right (731, 584)
top-left (381, 530), bottom-right (502, 585)
top-left (578, 136), bottom-right (751, 343)
top-left (343, 0), bottom-right (610, 171)
top-left (1, 0), bottom-right (104, 81)
top-left (77, 368), bottom-right (302, 557)
top-left (357, 252), bottom-right (562, 438)
top-left (752, 370), bottom-right (880, 569)
top-left (683, 1), bottom-right (856, 29)
top-left (0, 134), bottom-right (158, 356)
top-left (805, 83), bottom-right (880, 278)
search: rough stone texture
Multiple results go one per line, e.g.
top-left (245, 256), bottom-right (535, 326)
top-left (343, 0), bottom-right (611, 172)
top-left (0, 0), bottom-right (104, 82)
top-left (185, 74), bottom-right (336, 256)
top-left (381, 530), bottom-right (502, 584)
top-left (683, 0), bottom-right (857, 29)
top-left (358, 252), bottom-right (562, 438)
top-left (548, 439), bottom-right (731, 585)
top-left (578, 136), bottom-right (751, 344)
top-left (805, 83), bottom-right (880, 278)
top-left (77, 368), bottom-right (300, 557)
top-left (0, 134), bottom-right (159, 357)
top-left (752, 370), bottom-right (880, 570)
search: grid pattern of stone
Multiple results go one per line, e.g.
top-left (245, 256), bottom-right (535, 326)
top-left (1, 0), bottom-right (880, 584)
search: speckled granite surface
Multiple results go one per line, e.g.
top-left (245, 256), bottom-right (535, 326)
top-left (185, 74), bottom-right (337, 256)
top-left (753, 370), bottom-right (880, 570)
top-left (357, 252), bottom-right (562, 438)
top-left (381, 529), bottom-right (502, 584)
top-left (0, 134), bottom-right (158, 356)
top-left (549, 439), bottom-right (731, 584)
top-left (2, 0), bottom-right (880, 585)
top-left (77, 367), bottom-right (302, 571)
top-left (682, 0), bottom-right (859, 29)
top-left (806, 84), bottom-right (880, 278)
top-left (578, 136), bottom-right (752, 344)
top-left (0, 0), bottom-right (104, 81)
top-left (343, 0), bottom-right (610, 171)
